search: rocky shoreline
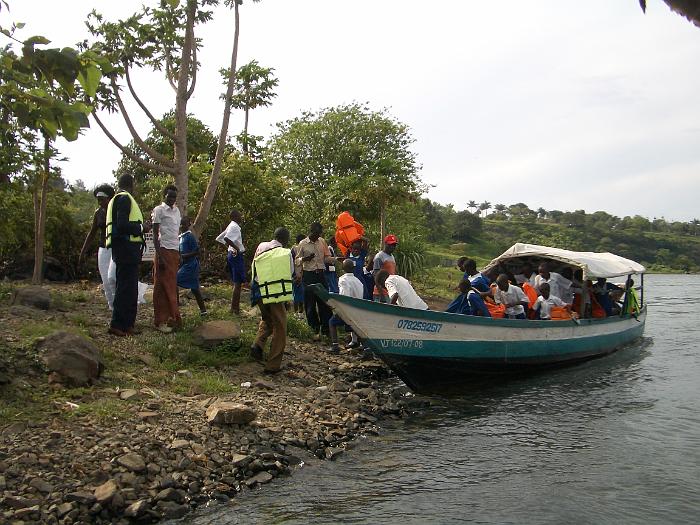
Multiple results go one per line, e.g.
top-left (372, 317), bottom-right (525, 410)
top-left (0, 283), bottom-right (429, 524)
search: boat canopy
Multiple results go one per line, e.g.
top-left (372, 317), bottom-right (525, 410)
top-left (482, 243), bottom-right (646, 279)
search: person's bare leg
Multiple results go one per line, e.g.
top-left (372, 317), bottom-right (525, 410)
top-left (329, 319), bottom-right (340, 354)
top-left (231, 282), bottom-right (242, 314)
top-left (192, 288), bottom-right (206, 313)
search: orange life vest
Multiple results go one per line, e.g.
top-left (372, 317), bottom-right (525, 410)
top-left (335, 212), bottom-right (365, 256)
top-left (484, 298), bottom-right (506, 318)
top-left (549, 306), bottom-right (571, 320)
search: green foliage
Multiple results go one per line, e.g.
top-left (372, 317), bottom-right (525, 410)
top-left (266, 103), bottom-right (423, 230)
top-left (452, 210), bottom-right (482, 242)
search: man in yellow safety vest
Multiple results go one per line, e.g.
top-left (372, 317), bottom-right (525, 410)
top-left (105, 174), bottom-right (145, 336)
top-left (250, 227), bottom-right (295, 374)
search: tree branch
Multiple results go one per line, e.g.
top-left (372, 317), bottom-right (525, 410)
top-left (110, 77), bottom-right (175, 167)
top-left (165, 54), bottom-right (178, 92)
top-left (185, 43), bottom-right (197, 100)
top-left (91, 111), bottom-right (175, 175)
top-left (124, 64), bottom-right (176, 141)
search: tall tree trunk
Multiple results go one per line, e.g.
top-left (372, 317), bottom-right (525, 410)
top-left (174, 0), bottom-right (197, 215)
top-left (32, 137), bottom-right (50, 285)
top-left (242, 105), bottom-right (250, 155)
top-left (191, 0), bottom-right (240, 238)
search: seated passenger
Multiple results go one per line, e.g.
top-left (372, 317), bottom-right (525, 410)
top-left (534, 262), bottom-right (572, 302)
top-left (592, 277), bottom-right (622, 317)
top-left (514, 263), bottom-right (537, 287)
top-left (328, 260), bottom-right (365, 354)
top-left (462, 258), bottom-right (491, 293)
top-left (533, 283), bottom-right (573, 320)
top-left (493, 273), bottom-right (529, 320)
top-left (445, 280), bottom-right (491, 317)
top-left (622, 277), bottom-right (640, 316)
top-left (375, 269), bottom-right (428, 310)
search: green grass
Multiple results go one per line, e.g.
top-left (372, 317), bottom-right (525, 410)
top-left (18, 320), bottom-right (90, 344)
top-left (169, 369), bottom-right (238, 396)
top-left (286, 314), bottom-right (315, 341)
top-left (65, 398), bottom-right (131, 422)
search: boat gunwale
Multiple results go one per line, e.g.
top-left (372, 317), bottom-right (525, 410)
top-left (310, 284), bottom-right (646, 330)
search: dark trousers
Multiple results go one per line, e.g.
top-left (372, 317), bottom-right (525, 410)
top-left (303, 270), bottom-right (332, 333)
top-left (111, 262), bottom-right (139, 331)
top-left (255, 301), bottom-right (287, 371)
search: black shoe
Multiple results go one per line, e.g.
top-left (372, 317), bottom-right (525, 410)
top-left (329, 344), bottom-right (340, 355)
top-left (250, 344), bottom-right (264, 362)
top-left (263, 368), bottom-right (282, 375)
top-left (346, 341), bottom-right (360, 349)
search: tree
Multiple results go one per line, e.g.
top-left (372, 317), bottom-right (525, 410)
top-left (452, 210), bottom-right (482, 242)
top-left (223, 59), bottom-right (278, 155)
top-left (266, 103), bottom-right (423, 238)
top-left (87, 0), bottom-right (261, 237)
top-left (536, 207), bottom-right (547, 221)
top-left (1, 15), bottom-right (111, 283)
top-left (479, 201), bottom-right (491, 217)
top-left (467, 200), bottom-right (478, 214)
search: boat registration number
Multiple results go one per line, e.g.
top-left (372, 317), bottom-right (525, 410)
top-left (396, 319), bottom-right (443, 333)
top-left (379, 339), bottom-right (423, 349)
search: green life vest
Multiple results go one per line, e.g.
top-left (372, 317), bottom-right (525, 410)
top-left (105, 191), bottom-right (144, 248)
top-left (623, 287), bottom-right (640, 316)
top-left (253, 246), bottom-right (294, 304)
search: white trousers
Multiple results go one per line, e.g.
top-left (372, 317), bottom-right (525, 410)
top-left (106, 252), bottom-right (149, 308)
top-left (98, 247), bottom-right (116, 310)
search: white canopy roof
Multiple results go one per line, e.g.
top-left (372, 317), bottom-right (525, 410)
top-left (482, 243), bottom-right (645, 279)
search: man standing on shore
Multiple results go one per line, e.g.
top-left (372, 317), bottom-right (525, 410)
top-left (152, 184), bottom-right (181, 333)
top-left (296, 222), bottom-right (335, 338)
top-left (218, 209), bottom-right (246, 315)
top-left (250, 228), bottom-right (294, 373)
top-left (106, 175), bottom-right (145, 336)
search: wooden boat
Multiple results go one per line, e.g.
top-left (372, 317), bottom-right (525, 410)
top-left (312, 243), bottom-right (646, 393)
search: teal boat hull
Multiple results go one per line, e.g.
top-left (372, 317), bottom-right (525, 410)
top-left (310, 285), bottom-right (646, 393)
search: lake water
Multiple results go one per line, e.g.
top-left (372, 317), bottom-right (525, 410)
top-left (187, 274), bottom-right (700, 524)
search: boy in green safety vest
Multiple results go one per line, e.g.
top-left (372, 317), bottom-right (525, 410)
top-left (250, 227), bottom-right (295, 374)
top-left (622, 277), bottom-right (640, 317)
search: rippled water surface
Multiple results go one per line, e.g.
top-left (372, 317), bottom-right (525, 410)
top-left (188, 274), bottom-right (700, 524)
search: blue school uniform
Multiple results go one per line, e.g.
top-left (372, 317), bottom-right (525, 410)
top-left (325, 245), bottom-right (339, 293)
top-left (446, 290), bottom-right (491, 317)
top-left (348, 249), bottom-right (372, 299)
top-left (177, 231), bottom-right (200, 290)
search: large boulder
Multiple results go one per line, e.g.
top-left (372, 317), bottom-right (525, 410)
top-left (39, 332), bottom-right (104, 386)
top-left (11, 286), bottom-right (51, 310)
top-left (193, 320), bottom-right (240, 348)
top-left (206, 401), bottom-right (256, 425)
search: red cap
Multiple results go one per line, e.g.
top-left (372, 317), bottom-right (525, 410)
top-left (384, 234), bottom-right (398, 245)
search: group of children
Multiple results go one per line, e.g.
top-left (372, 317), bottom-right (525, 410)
top-left (445, 257), bottom-right (640, 321)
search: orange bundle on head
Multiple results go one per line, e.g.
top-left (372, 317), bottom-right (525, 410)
top-left (335, 211), bottom-right (365, 256)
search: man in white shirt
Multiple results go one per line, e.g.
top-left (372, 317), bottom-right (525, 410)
top-left (218, 209), bottom-right (246, 315)
top-left (152, 184), bottom-right (182, 333)
top-left (329, 259), bottom-right (365, 354)
top-left (375, 270), bottom-right (428, 310)
top-left (493, 274), bottom-right (529, 319)
top-left (533, 282), bottom-right (574, 320)
top-left (534, 262), bottom-right (572, 303)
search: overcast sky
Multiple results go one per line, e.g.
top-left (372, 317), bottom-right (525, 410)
top-left (7, 1), bottom-right (700, 221)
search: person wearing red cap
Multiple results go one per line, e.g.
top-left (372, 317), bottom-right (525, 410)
top-left (372, 234), bottom-right (398, 302)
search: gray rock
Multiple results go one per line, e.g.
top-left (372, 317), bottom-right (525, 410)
top-left (123, 499), bottom-right (149, 518)
top-left (245, 471), bottom-right (273, 487)
top-left (170, 439), bottom-right (190, 450)
top-left (119, 389), bottom-right (140, 401)
top-left (65, 491), bottom-right (96, 505)
top-left (117, 453), bottom-right (146, 472)
top-left (3, 495), bottom-right (39, 509)
top-left (158, 500), bottom-right (189, 519)
top-left (12, 286), bottom-right (50, 310)
top-left (206, 402), bottom-right (256, 426)
top-left (39, 331), bottom-right (104, 386)
top-left (325, 447), bottom-right (345, 461)
top-left (29, 477), bottom-right (53, 494)
top-left (193, 320), bottom-right (241, 348)
top-left (231, 453), bottom-right (252, 467)
top-left (56, 502), bottom-right (74, 517)
top-left (94, 480), bottom-right (118, 503)
top-left (155, 488), bottom-right (184, 503)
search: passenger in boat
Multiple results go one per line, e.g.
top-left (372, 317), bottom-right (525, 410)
top-left (559, 267), bottom-right (579, 304)
top-left (372, 235), bottom-right (398, 302)
top-left (622, 277), bottom-right (640, 316)
top-left (493, 274), bottom-right (529, 319)
top-left (534, 262), bottom-right (572, 303)
top-left (532, 283), bottom-right (573, 320)
top-left (375, 269), bottom-right (428, 310)
top-left (514, 263), bottom-right (537, 287)
top-left (592, 278), bottom-right (622, 317)
top-left (461, 258), bottom-right (491, 293)
top-left (445, 279), bottom-right (491, 317)
top-left (328, 259), bottom-right (366, 354)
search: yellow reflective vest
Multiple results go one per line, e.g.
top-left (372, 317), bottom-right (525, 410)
top-left (623, 287), bottom-right (640, 316)
top-left (252, 247), bottom-right (294, 304)
top-left (105, 191), bottom-right (144, 248)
